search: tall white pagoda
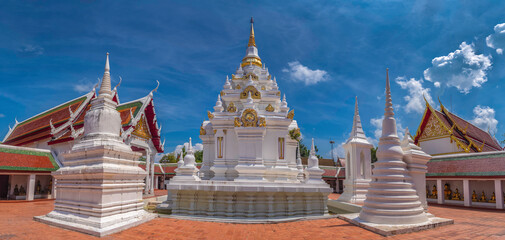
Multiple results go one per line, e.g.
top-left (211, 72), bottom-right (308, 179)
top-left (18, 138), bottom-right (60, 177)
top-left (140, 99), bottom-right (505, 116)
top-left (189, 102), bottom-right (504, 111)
top-left (163, 18), bottom-right (332, 220)
top-left (35, 54), bottom-right (155, 236)
top-left (358, 69), bottom-right (428, 224)
top-left (338, 96), bottom-right (373, 204)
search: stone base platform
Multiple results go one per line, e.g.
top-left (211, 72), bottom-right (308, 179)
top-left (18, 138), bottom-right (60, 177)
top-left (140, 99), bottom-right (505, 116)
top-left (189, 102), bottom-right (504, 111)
top-left (160, 212), bottom-right (337, 224)
top-left (34, 210), bottom-right (157, 237)
top-left (337, 213), bottom-right (454, 237)
top-left (165, 180), bottom-right (332, 221)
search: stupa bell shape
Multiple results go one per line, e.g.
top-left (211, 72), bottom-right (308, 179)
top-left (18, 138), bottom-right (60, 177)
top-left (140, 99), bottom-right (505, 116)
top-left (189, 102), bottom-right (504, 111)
top-left (172, 137), bottom-right (200, 181)
top-left (358, 69), bottom-right (428, 225)
top-left (305, 138), bottom-right (325, 184)
top-left (214, 95), bottom-right (224, 112)
top-left (224, 76), bottom-right (232, 89)
top-left (338, 96), bottom-right (373, 204)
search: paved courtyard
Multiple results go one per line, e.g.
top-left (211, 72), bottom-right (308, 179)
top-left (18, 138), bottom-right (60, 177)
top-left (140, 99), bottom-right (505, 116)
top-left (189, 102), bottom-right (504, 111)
top-left (1, 193), bottom-right (505, 240)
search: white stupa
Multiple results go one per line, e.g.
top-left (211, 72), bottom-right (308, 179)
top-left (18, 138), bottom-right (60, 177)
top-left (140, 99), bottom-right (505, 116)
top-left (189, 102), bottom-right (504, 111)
top-left (338, 96), bottom-right (373, 204)
top-left (358, 69), bottom-right (429, 224)
top-left (35, 53), bottom-right (155, 236)
top-left (161, 18), bottom-right (332, 220)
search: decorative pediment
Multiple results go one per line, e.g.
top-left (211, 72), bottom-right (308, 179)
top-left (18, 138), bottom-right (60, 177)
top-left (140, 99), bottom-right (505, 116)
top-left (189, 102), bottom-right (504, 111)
top-left (265, 104), bottom-right (274, 112)
top-left (419, 114), bottom-right (449, 140)
top-left (227, 102), bottom-right (237, 113)
top-left (236, 108), bottom-right (265, 127)
top-left (132, 117), bottom-right (151, 140)
top-left (240, 86), bottom-right (261, 99)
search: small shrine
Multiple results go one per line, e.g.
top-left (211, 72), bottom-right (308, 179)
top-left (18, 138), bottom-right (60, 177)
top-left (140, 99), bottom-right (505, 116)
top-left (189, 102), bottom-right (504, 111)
top-left (338, 97), bottom-right (373, 204)
top-left (161, 18), bottom-right (332, 220)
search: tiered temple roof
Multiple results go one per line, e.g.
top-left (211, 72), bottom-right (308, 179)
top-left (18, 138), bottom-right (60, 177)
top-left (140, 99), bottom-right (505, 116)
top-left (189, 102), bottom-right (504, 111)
top-left (3, 77), bottom-right (164, 153)
top-left (414, 99), bottom-right (502, 153)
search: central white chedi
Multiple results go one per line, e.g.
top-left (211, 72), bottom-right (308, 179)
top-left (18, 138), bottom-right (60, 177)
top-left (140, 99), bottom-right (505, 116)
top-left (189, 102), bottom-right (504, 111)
top-left (164, 18), bottom-right (332, 219)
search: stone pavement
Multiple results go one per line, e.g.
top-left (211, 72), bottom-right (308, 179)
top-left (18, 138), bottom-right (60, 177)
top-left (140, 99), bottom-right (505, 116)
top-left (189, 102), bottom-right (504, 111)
top-left (1, 193), bottom-right (505, 239)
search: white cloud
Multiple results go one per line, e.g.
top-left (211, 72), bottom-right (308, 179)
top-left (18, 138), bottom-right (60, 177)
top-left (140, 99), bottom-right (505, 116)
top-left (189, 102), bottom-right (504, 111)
top-left (369, 116), bottom-right (405, 146)
top-left (486, 23), bottom-right (505, 55)
top-left (471, 105), bottom-right (498, 135)
top-left (434, 82), bottom-right (441, 88)
top-left (423, 42), bottom-right (492, 94)
top-left (329, 142), bottom-right (346, 159)
top-left (174, 141), bottom-right (203, 156)
top-left (73, 83), bottom-right (95, 93)
top-left (282, 61), bottom-right (329, 85)
top-left (0, 114), bottom-right (5, 118)
top-left (395, 77), bottom-right (434, 114)
top-left (17, 44), bottom-right (44, 56)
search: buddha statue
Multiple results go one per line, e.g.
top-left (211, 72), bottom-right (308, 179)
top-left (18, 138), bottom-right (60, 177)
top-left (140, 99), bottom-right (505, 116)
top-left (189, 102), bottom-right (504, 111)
top-left (19, 185), bottom-right (26, 196)
top-left (489, 192), bottom-right (496, 203)
top-left (471, 190), bottom-right (478, 202)
top-left (444, 183), bottom-right (452, 200)
top-left (452, 188), bottom-right (462, 201)
top-left (13, 184), bottom-right (19, 196)
top-left (479, 191), bottom-right (487, 202)
top-left (36, 180), bottom-right (41, 194)
top-left (48, 178), bottom-right (52, 194)
top-left (431, 185), bottom-right (437, 199)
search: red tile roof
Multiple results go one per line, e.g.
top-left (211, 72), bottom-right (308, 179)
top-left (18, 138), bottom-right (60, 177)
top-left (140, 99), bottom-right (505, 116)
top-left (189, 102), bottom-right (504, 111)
top-left (0, 145), bottom-right (59, 172)
top-left (427, 152), bottom-right (505, 177)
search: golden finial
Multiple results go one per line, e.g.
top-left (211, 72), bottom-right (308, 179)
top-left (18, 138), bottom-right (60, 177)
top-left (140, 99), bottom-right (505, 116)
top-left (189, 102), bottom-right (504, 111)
top-left (248, 17), bottom-right (256, 47)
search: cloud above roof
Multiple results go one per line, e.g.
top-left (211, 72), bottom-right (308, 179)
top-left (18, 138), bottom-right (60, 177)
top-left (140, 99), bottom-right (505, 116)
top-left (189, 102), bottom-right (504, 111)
top-left (282, 61), bottom-right (329, 85)
top-left (471, 105), bottom-right (498, 135)
top-left (395, 77), bottom-right (434, 114)
top-left (486, 23), bottom-right (505, 54)
top-left (423, 42), bottom-right (492, 94)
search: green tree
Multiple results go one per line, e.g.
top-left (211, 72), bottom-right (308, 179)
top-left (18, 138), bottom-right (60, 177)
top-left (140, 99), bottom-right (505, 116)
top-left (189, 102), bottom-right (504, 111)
top-left (194, 150), bottom-right (203, 163)
top-left (370, 146), bottom-right (378, 163)
top-left (159, 153), bottom-right (176, 163)
top-left (138, 156), bottom-right (146, 162)
top-left (299, 140), bottom-right (322, 159)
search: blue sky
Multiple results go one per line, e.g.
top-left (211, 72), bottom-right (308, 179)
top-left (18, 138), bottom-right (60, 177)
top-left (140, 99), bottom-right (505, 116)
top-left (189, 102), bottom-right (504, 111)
top-left (1, 1), bottom-right (505, 158)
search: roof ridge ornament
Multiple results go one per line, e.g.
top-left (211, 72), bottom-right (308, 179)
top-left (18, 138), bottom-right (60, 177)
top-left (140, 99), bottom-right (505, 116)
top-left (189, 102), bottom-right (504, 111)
top-left (149, 80), bottom-right (160, 96)
top-left (114, 76), bottom-right (122, 91)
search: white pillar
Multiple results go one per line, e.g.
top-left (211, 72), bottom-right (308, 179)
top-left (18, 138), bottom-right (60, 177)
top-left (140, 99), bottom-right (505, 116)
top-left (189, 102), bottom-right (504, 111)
top-left (144, 152), bottom-right (151, 195)
top-left (155, 176), bottom-right (159, 190)
top-left (150, 153), bottom-right (156, 193)
top-left (9, 175), bottom-right (14, 196)
top-left (463, 179), bottom-right (470, 207)
top-left (26, 174), bottom-right (36, 201)
top-left (51, 177), bottom-right (57, 199)
top-left (495, 180), bottom-right (503, 209)
top-left (436, 179), bottom-right (443, 204)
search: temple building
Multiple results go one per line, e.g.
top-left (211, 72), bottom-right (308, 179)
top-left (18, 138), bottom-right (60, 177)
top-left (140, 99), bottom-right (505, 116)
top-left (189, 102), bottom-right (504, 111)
top-left (0, 55), bottom-right (164, 200)
top-left (162, 18), bottom-right (332, 219)
top-left (414, 100), bottom-right (505, 209)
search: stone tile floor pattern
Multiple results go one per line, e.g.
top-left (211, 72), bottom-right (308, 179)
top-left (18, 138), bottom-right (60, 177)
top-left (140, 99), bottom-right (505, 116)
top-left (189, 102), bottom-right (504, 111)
top-left (1, 193), bottom-right (505, 239)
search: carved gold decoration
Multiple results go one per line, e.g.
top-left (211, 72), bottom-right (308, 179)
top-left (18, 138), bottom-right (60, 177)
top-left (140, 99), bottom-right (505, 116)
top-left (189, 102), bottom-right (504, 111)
top-left (207, 111), bottom-right (214, 120)
top-left (132, 117), bottom-right (151, 140)
top-left (213, 129), bottom-right (217, 134)
top-left (419, 114), bottom-right (449, 140)
top-left (220, 91), bottom-right (225, 96)
top-left (261, 85), bottom-right (266, 90)
top-left (241, 57), bottom-right (262, 68)
top-left (234, 117), bottom-right (241, 127)
top-left (200, 125), bottom-right (206, 135)
top-left (287, 109), bottom-right (294, 120)
top-left (265, 104), bottom-right (274, 112)
top-left (241, 108), bottom-right (258, 127)
top-left (276, 92), bottom-right (281, 96)
top-left (278, 137), bottom-right (285, 159)
top-left (227, 102), bottom-right (237, 113)
top-left (240, 86), bottom-right (261, 99)
top-left (258, 117), bottom-right (266, 127)
top-left (236, 84), bottom-right (241, 89)
top-left (268, 75), bottom-right (271, 80)
top-left (217, 137), bottom-right (223, 158)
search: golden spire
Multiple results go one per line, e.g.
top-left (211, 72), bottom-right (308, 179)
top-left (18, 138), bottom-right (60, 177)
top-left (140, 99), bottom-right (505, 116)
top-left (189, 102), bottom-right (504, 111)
top-left (248, 17), bottom-right (256, 47)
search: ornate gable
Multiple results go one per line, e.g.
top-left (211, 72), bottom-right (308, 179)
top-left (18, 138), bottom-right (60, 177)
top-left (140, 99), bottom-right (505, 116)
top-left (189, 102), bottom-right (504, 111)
top-left (132, 117), bottom-right (151, 140)
top-left (419, 114), bottom-right (450, 141)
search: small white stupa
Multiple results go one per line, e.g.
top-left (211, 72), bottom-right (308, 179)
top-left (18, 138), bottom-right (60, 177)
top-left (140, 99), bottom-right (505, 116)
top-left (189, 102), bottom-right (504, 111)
top-left (35, 53), bottom-right (155, 237)
top-left (338, 96), bottom-right (373, 204)
top-left (161, 18), bottom-right (332, 220)
top-left (358, 69), bottom-right (428, 224)
top-left (401, 127), bottom-right (432, 211)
